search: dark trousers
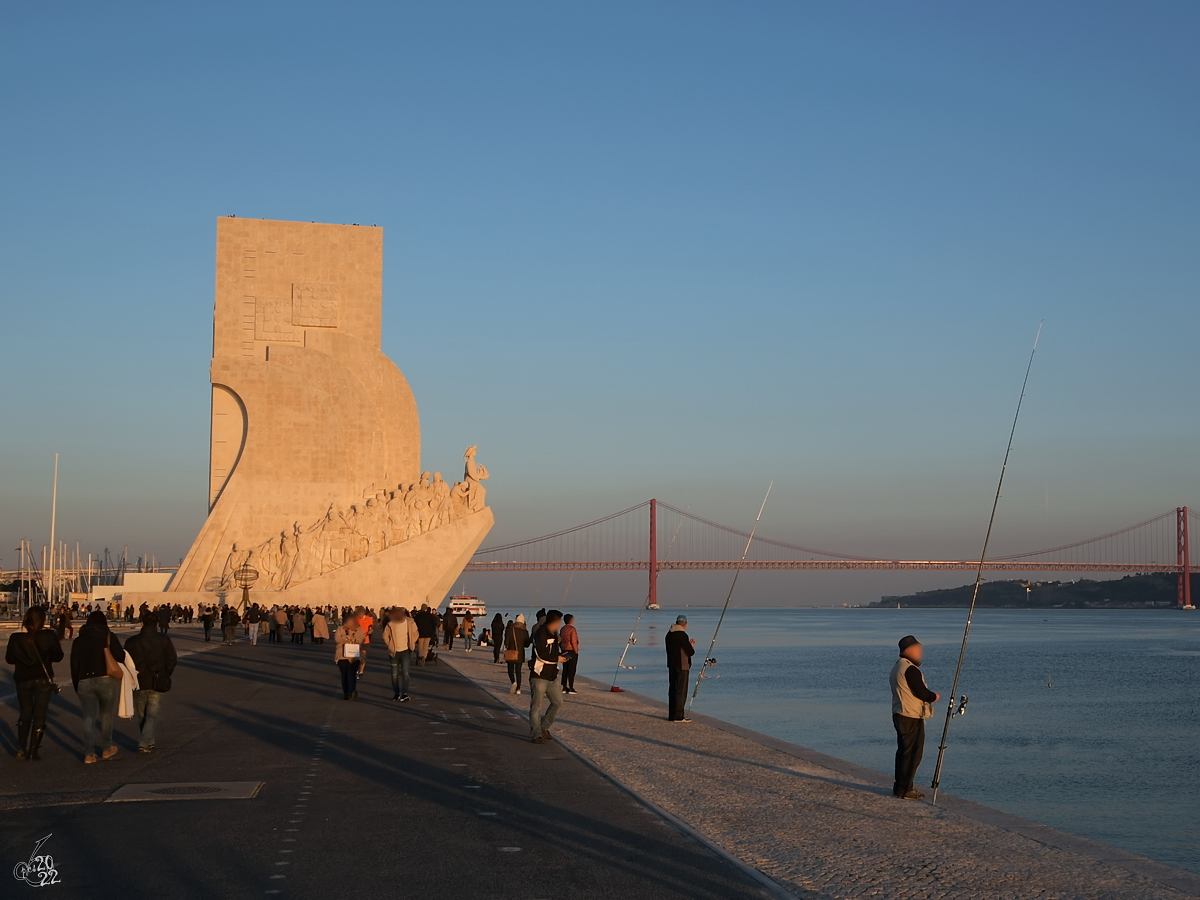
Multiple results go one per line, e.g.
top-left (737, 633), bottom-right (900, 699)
top-left (444, 632), bottom-right (455, 650)
top-left (507, 660), bottom-right (523, 690)
top-left (493, 638), bottom-right (503, 663)
top-left (202, 623), bottom-right (212, 642)
top-left (892, 713), bottom-right (925, 794)
top-left (16, 679), bottom-right (52, 748)
top-left (667, 667), bottom-right (689, 720)
top-left (338, 659), bottom-right (358, 699)
top-left (389, 650), bottom-right (412, 698)
top-left (561, 657), bottom-right (578, 691)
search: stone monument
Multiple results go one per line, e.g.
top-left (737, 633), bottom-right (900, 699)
top-left (164, 217), bottom-right (493, 608)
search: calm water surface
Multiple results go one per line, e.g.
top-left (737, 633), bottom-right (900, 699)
top-left (536, 607), bottom-right (1200, 874)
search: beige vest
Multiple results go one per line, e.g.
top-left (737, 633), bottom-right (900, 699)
top-left (890, 657), bottom-right (933, 719)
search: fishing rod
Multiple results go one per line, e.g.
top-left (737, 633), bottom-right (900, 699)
top-left (930, 322), bottom-right (1043, 805)
top-left (688, 482), bottom-right (773, 711)
top-left (610, 514), bottom-right (686, 691)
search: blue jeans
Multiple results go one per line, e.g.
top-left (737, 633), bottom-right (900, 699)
top-left (389, 650), bottom-right (412, 697)
top-left (529, 676), bottom-right (563, 738)
top-left (77, 676), bottom-right (118, 756)
top-left (134, 689), bottom-right (164, 749)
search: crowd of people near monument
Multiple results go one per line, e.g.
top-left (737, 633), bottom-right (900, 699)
top-left (7, 595), bottom-right (938, 797)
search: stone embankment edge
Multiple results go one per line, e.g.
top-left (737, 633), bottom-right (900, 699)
top-left (580, 675), bottom-right (1200, 899)
top-left (442, 659), bottom-right (799, 900)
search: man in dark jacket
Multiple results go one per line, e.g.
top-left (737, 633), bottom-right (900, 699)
top-left (665, 615), bottom-right (696, 722)
top-left (442, 609), bottom-right (458, 650)
top-left (125, 611), bottom-right (178, 753)
top-left (490, 612), bottom-right (505, 664)
top-left (413, 605), bottom-right (436, 665)
top-left (528, 610), bottom-right (569, 744)
top-left (5, 608), bottom-right (64, 760)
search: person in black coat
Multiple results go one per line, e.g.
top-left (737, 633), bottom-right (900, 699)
top-left (70, 611), bottom-right (126, 763)
top-left (665, 615), bottom-right (696, 722)
top-left (124, 611), bottom-right (178, 753)
top-left (491, 612), bottom-right (505, 664)
top-left (5, 607), bottom-right (64, 760)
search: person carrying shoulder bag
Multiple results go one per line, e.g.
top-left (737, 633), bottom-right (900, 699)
top-left (70, 611), bottom-right (126, 764)
top-left (5, 608), bottom-right (64, 761)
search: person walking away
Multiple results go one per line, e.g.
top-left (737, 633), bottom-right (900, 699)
top-left (158, 604), bottom-right (171, 636)
top-left (491, 611), bottom-right (505, 664)
top-left (890, 634), bottom-right (940, 800)
top-left (334, 612), bottom-right (365, 700)
top-left (414, 605), bottom-right (436, 665)
top-left (70, 611), bottom-right (126, 764)
top-left (200, 606), bottom-right (215, 642)
top-left (246, 604), bottom-right (263, 646)
top-left (383, 607), bottom-right (420, 701)
top-left (442, 608), bottom-right (458, 651)
top-left (559, 614), bottom-right (579, 694)
top-left (311, 609), bottom-right (329, 645)
top-left (504, 615), bottom-right (529, 694)
top-left (528, 610), bottom-right (569, 743)
top-left (355, 606), bottom-right (374, 675)
top-left (124, 611), bottom-right (178, 753)
top-left (292, 609), bottom-right (306, 645)
top-left (665, 615), bottom-right (695, 722)
top-left (6, 607), bottom-right (64, 760)
top-left (461, 613), bottom-right (475, 652)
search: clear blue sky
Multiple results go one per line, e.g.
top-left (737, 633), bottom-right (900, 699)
top-left (2, 2), bottom-right (1196, 605)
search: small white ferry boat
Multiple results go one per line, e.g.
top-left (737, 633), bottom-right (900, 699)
top-left (447, 595), bottom-right (487, 616)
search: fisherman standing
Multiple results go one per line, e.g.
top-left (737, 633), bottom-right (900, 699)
top-left (665, 615), bottom-right (695, 722)
top-left (889, 634), bottom-right (940, 801)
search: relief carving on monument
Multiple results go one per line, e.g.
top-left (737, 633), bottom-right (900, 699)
top-left (291, 283), bottom-right (339, 327)
top-left (254, 297), bottom-right (300, 341)
top-left (218, 447), bottom-right (491, 591)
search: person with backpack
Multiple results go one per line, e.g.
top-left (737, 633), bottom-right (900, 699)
top-left (504, 614), bottom-right (530, 695)
top-left (528, 610), bottom-right (569, 743)
top-left (124, 610), bottom-right (178, 753)
top-left (6, 607), bottom-right (64, 761)
top-left (442, 608), bottom-right (459, 651)
top-left (70, 611), bottom-right (126, 764)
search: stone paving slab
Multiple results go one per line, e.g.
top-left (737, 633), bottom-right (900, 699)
top-left (446, 651), bottom-right (1200, 900)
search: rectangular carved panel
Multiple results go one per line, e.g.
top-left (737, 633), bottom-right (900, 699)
top-left (254, 298), bottom-right (299, 341)
top-left (292, 283), bottom-right (339, 328)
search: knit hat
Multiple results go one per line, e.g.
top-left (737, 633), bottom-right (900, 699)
top-left (898, 634), bottom-right (920, 653)
top-left (515, 614), bottom-right (525, 624)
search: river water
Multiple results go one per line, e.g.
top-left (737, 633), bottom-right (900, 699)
top-left (531, 606), bottom-right (1200, 874)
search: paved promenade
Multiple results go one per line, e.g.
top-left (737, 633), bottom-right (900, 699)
top-left (447, 651), bottom-right (1200, 900)
top-left (0, 625), bottom-right (772, 899)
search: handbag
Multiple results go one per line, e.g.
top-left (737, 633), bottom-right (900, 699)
top-left (504, 648), bottom-right (518, 662)
top-left (29, 634), bottom-right (61, 694)
top-left (103, 640), bottom-right (124, 681)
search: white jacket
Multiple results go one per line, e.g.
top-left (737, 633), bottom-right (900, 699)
top-left (117, 657), bottom-right (139, 719)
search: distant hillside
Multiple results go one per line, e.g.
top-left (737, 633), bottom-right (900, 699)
top-left (869, 573), bottom-right (1197, 609)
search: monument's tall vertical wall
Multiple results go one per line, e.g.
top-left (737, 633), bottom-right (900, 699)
top-left (169, 218), bottom-right (492, 607)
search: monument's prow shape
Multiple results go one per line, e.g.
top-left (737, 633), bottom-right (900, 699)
top-left (169, 217), bottom-right (493, 607)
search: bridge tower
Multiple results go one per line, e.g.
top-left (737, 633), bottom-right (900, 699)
top-left (649, 499), bottom-right (658, 608)
top-left (1179, 507), bottom-right (1193, 608)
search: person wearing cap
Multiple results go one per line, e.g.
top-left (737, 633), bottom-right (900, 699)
top-left (665, 615), bottom-right (696, 722)
top-left (528, 609), bottom-right (569, 743)
top-left (889, 634), bottom-right (940, 800)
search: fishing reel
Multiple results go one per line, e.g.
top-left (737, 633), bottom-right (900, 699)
top-left (697, 657), bottom-right (720, 680)
top-left (952, 695), bottom-right (969, 716)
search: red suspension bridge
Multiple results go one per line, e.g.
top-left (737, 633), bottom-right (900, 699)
top-left (467, 501), bottom-right (1197, 608)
